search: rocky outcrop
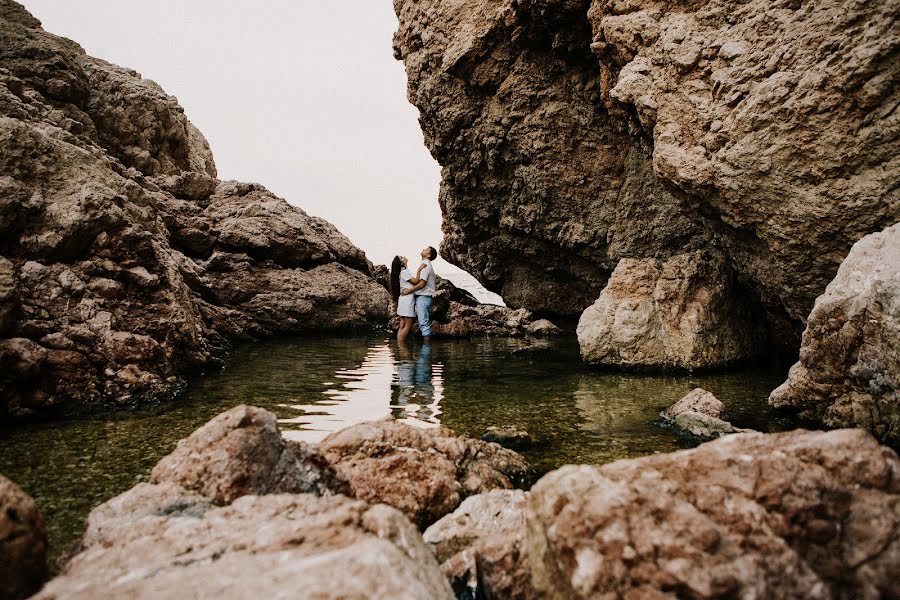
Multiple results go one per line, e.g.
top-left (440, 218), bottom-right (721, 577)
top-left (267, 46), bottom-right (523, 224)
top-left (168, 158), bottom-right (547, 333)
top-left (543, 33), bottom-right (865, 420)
top-left (770, 224), bottom-right (900, 445)
top-left (0, 1), bottom-right (388, 418)
top-left (319, 419), bottom-right (531, 527)
top-left (525, 429), bottom-right (900, 599)
top-left (394, 0), bottom-right (899, 350)
top-left (0, 474), bottom-right (47, 599)
top-left (577, 251), bottom-right (765, 369)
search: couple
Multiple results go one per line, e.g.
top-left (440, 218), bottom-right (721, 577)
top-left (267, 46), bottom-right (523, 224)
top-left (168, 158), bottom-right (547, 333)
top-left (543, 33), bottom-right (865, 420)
top-left (390, 246), bottom-right (438, 343)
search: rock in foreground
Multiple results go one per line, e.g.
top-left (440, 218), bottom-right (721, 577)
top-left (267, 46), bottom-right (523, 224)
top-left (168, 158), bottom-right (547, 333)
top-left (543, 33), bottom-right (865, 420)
top-left (0, 474), bottom-right (48, 600)
top-left (526, 429), bottom-right (900, 599)
top-left (770, 223), bottom-right (900, 446)
top-left (577, 252), bottom-right (764, 369)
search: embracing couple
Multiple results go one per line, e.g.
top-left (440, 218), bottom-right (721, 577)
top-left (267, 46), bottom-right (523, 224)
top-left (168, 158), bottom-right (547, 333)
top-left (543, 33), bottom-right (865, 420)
top-left (390, 246), bottom-right (438, 343)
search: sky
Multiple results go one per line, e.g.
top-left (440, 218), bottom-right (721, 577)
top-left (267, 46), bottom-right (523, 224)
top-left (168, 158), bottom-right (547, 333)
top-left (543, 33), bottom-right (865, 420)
top-left (20, 0), bottom-right (503, 303)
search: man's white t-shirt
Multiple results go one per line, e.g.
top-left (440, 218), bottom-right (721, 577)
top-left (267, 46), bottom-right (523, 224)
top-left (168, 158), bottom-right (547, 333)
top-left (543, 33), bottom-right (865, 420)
top-left (416, 260), bottom-right (437, 297)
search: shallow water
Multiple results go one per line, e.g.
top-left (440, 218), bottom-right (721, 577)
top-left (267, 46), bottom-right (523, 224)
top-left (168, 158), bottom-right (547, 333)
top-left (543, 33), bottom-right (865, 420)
top-left (0, 335), bottom-right (792, 561)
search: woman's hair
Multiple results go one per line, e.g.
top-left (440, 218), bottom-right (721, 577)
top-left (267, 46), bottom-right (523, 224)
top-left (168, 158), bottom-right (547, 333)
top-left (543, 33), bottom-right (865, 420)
top-left (390, 256), bottom-right (402, 304)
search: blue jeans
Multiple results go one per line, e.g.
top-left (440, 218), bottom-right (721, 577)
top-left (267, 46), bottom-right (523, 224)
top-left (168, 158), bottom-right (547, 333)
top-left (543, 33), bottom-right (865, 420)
top-left (414, 295), bottom-right (434, 338)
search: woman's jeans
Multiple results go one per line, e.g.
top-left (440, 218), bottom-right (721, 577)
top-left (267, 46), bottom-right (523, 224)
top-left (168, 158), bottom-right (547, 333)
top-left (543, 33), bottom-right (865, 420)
top-left (414, 295), bottom-right (434, 338)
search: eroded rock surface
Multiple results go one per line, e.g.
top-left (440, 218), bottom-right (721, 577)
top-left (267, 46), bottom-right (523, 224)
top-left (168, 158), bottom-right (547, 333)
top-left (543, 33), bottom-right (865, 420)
top-left (319, 419), bottom-right (531, 527)
top-left (0, 474), bottom-right (48, 600)
top-left (771, 224), bottom-right (900, 445)
top-left (394, 0), bottom-right (899, 350)
top-left (0, 2), bottom-right (388, 418)
top-left (526, 429), bottom-right (900, 599)
top-left (577, 251), bottom-right (765, 369)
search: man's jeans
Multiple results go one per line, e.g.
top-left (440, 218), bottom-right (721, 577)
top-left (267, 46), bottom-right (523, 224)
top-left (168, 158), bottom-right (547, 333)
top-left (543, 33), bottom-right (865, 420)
top-left (414, 295), bottom-right (434, 337)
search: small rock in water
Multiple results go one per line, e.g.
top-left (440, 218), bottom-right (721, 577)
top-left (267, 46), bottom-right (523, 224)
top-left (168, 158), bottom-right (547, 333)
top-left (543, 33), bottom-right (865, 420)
top-left (482, 426), bottom-right (533, 449)
top-left (664, 387), bottom-right (725, 419)
top-left (661, 387), bottom-right (751, 440)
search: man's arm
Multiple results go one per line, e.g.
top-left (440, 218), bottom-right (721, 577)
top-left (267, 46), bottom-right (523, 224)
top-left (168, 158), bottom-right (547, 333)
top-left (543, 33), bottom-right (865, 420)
top-left (408, 263), bottom-right (427, 285)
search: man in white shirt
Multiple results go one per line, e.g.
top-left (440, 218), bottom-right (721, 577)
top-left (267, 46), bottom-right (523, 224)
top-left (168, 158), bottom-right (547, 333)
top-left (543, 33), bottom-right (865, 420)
top-left (402, 246), bottom-right (438, 340)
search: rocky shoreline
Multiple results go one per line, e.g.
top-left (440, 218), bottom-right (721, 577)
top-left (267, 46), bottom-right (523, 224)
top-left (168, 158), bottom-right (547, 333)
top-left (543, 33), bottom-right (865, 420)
top-left (3, 406), bottom-right (898, 599)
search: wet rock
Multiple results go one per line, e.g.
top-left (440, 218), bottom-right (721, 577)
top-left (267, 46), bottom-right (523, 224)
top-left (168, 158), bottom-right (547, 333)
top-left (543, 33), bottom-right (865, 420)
top-left (770, 223), bottom-right (900, 445)
top-left (661, 388), bottom-right (750, 440)
top-left (150, 404), bottom-right (348, 504)
top-left (664, 387), bottom-right (725, 420)
top-left (319, 419), bottom-right (531, 528)
top-left (577, 252), bottom-right (765, 369)
top-left (0, 3), bottom-right (388, 417)
top-left (1, 474), bottom-right (48, 600)
top-left (526, 429), bottom-right (900, 599)
top-left (41, 494), bottom-right (453, 599)
top-left (482, 426), bottom-right (533, 450)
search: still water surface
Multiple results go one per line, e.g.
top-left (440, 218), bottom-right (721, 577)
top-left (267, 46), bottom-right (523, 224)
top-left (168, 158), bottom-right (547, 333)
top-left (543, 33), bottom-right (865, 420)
top-left (0, 335), bottom-right (791, 561)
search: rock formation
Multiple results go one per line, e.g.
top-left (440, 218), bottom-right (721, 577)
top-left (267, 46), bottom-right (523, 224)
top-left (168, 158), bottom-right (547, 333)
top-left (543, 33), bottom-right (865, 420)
top-left (0, 1), bottom-right (388, 418)
top-left (0, 474), bottom-right (48, 599)
top-left (770, 223), bottom-right (899, 445)
top-left (393, 0), bottom-right (899, 353)
top-left (577, 250), bottom-right (765, 368)
top-left (526, 429), bottom-right (900, 598)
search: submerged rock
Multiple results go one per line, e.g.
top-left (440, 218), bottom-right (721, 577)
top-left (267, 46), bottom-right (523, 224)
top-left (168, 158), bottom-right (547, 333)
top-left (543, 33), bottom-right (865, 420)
top-left (0, 474), bottom-right (48, 600)
top-left (577, 252), bottom-right (765, 369)
top-left (525, 429), bottom-right (900, 599)
top-left (770, 223), bottom-right (900, 446)
top-left (319, 419), bottom-right (531, 528)
top-left (0, 2), bottom-right (388, 418)
top-left (482, 425), bottom-right (533, 450)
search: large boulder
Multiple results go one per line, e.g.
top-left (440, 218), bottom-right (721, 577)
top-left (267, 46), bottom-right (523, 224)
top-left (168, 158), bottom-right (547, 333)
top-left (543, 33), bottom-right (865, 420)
top-left (319, 419), bottom-right (531, 528)
top-left (0, 1), bottom-right (388, 418)
top-left (0, 474), bottom-right (47, 599)
top-left (38, 493), bottom-right (453, 599)
top-left (770, 223), bottom-right (900, 445)
top-left (525, 429), bottom-right (900, 599)
top-left (393, 0), bottom-right (899, 351)
top-left (577, 251), bottom-right (765, 369)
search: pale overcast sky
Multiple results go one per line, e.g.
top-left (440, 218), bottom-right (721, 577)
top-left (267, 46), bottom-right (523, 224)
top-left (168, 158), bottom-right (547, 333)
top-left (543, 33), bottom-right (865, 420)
top-left (19, 0), bottom-right (502, 302)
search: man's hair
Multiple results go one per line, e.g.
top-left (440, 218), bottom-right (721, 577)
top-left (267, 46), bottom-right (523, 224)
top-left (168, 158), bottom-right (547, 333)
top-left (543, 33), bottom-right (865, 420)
top-left (427, 246), bottom-right (438, 261)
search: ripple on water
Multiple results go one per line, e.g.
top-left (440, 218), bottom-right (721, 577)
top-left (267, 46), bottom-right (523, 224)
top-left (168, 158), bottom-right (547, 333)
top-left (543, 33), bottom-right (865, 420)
top-left (0, 335), bottom-right (791, 562)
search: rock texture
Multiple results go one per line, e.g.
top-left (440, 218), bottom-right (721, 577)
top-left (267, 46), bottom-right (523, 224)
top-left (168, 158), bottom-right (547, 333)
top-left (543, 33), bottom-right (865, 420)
top-left (526, 429), bottom-right (900, 599)
top-left (770, 224), bottom-right (900, 445)
top-left (319, 419), bottom-right (531, 527)
top-left (663, 387), bottom-right (725, 420)
top-left (393, 0), bottom-right (899, 349)
top-left (577, 251), bottom-right (765, 368)
top-left (660, 387), bottom-right (749, 440)
top-left (0, 474), bottom-right (48, 600)
top-left (0, 2), bottom-right (388, 418)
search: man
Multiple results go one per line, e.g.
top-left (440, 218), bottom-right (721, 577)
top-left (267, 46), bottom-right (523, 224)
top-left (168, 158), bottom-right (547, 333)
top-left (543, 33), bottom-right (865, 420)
top-left (402, 246), bottom-right (438, 341)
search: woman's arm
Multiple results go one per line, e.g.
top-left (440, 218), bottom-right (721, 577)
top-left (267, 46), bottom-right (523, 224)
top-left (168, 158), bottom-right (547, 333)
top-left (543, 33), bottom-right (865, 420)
top-left (401, 280), bottom-right (427, 295)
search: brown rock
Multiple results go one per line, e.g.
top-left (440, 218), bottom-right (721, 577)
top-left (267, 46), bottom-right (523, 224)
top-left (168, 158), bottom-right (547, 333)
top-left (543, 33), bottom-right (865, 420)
top-left (577, 251), bottom-right (765, 369)
top-left (771, 223), bottom-right (900, 445)
top-left (319, 419), bottom-right (531, 528)
top-left (40, 493), bottom-right (453, 599)
top-left (526, 429), bottom-right (900, 599)
top-left (150, 404), bottom-right (348, 504)
top-left (1, 474), bottom-right (48, 599)
top-left (664, 388), bottom-right (725, 420)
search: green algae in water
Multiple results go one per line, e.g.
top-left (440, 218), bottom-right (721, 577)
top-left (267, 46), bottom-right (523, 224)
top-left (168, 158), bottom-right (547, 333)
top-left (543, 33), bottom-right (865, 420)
top-left (0, 335), bottom-right (792, 563)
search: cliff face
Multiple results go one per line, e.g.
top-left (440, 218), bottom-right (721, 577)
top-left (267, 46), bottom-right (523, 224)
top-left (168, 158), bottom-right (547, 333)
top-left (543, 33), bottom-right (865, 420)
top-left (0, 1), bottom-right (389, 418)
top-left (393, 0), bottom-right (899, 347)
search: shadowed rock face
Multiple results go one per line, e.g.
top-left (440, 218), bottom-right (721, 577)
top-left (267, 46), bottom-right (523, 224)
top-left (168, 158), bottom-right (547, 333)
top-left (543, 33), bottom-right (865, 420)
top-left (0, 474), bottom-right (48, 600)
top-left (0, 1), bottom-right (389, 418)
top-left (393, 0), bottom-right (899, 349)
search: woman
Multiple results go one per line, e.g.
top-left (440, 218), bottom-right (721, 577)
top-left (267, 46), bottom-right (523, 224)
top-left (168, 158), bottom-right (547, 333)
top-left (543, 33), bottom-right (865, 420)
top-left (390, 255), bottom-right (417, 342)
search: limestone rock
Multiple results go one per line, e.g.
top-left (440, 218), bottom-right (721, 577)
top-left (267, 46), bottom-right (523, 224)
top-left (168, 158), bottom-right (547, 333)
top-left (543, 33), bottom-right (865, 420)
top-left (394, 0), bottom-right (899, 351)
top-left (526, 429), bottom-right (900, 599)
top-left (577, 251), bottom-right (765, 369)
top-left (0, 2), bottom-right (388, 417)
top-left (770, 223), bottom-right (900, 445)
top-left (319, 419), bottom-right (531, 528)
top-left (664, 387), bottom-right (725, 420)
top-left (150, 404), bottom-right (348, 504)
top-left (40, 494), bottom-right (454, 599)
top-left (670, 410), bottom-right (750, 440)
top-left (482, 426), bottom-right (533, 450)
top-left (0, 474), bottom-right (47, 600)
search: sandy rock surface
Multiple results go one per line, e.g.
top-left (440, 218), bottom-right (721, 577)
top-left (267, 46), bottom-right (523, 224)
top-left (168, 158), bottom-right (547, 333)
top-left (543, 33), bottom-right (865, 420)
top-left (526, 429), bottom-right (900, 599)
top-left (0, 474), bottom-right (48, 600)
top-left (577, 251), bottom-right (765, 369)
top-left (771, 223), bottom-right (900, 445)
top-left (664, 387), bottom-right (725, 420)
top-left (0, 2), bottom-right (388, 418)
top-left (319, 419), bottom-right (531, 528)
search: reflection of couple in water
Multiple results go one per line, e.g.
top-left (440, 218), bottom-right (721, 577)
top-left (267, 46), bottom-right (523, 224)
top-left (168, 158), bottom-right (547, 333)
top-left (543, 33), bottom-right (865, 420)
top-left (392, 342), bottom-right (438, 424)
top-left (389, 246), bottom-right (438, 343)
